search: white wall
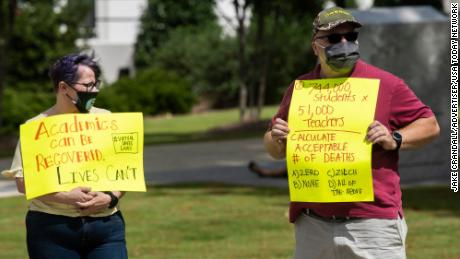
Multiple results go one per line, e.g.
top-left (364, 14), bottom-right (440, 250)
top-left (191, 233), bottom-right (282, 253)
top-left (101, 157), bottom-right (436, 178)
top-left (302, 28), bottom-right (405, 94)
top-left (87, 0), bottom-right (147, 83)
top-left (92, 0), bottom-right (146, 44)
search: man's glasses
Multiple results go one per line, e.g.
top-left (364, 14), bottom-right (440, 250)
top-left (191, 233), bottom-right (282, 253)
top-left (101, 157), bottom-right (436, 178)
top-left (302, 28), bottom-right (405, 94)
top-left (72, 80), bottom-right (101, 91)
top-left (314, 31), bottom-right (359, 44)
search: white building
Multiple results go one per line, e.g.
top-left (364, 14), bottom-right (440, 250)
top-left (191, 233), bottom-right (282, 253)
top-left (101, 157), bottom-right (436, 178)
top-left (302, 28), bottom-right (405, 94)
top-left (86, 0), bottom-right (147, 83)
top-left (85, 0), bottom-right (242, 84)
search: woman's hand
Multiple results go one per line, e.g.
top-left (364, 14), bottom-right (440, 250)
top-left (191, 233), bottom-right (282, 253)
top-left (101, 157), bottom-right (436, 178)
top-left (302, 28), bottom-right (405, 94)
top-left (76, 191), bottom-right (112, 216)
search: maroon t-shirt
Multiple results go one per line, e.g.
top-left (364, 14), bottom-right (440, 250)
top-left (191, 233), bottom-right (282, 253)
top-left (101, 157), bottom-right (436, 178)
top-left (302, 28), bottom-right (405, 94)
top-left (271, 60), bottom-right (435, 223)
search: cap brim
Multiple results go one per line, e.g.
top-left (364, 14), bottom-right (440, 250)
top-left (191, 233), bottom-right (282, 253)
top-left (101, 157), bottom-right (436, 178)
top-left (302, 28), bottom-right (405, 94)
top-left (316, 20), bottom-right (362, 32)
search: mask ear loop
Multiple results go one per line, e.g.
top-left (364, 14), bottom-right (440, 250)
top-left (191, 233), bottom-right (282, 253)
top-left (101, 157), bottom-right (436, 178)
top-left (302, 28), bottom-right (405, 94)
top-left (65, 93), bottom-right (78, 105)
top-left (64, 83), bottom-right (79, 104)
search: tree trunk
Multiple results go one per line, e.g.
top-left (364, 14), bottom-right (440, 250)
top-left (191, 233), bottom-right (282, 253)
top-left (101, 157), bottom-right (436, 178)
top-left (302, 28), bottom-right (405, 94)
top-left (234, 0), bottom-right (250, 122)
top-left (0, 0), bottom-right (6, 129)
top-left (237, 24), bottom-right (248, 121)
top-left (254, 0), bottom-right (266, 120)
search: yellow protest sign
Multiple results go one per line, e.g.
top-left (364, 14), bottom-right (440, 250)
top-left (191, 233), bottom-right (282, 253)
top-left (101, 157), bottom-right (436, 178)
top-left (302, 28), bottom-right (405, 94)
top-left (20, 113), bottom-right (146, 200)
top-left (287, 78), bottom-right (379, 202)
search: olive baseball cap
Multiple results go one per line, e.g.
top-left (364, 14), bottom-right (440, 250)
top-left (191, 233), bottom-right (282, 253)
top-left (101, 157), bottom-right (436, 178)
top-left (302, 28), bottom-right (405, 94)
top-left (313, 7), bottom-right (362, 33)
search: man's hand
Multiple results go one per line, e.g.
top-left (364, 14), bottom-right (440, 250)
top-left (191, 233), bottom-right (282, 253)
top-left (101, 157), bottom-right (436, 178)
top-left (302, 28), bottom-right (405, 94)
top-left (271, 118), bottom-right (290, 143)
top-left (265, 118), bottom-right (290, 159)
top-left (366, 120), bottom-right (397, 150)
top-left (76, 191), bottom-right (111, 216)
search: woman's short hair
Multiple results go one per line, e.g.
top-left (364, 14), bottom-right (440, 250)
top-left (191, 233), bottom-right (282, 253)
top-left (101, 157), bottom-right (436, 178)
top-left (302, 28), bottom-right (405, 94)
top-left (49, 53), bottom-right (101, 90)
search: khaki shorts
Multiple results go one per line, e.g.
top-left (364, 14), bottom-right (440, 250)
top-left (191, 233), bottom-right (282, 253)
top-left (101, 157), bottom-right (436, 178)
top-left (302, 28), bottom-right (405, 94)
top-left (294, 212), bottom-right (408, 259)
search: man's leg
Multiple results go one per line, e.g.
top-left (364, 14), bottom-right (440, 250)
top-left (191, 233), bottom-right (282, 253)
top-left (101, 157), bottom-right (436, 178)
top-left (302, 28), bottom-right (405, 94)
top-left (294, 212), bottom-right (336, 259)
top-left (334, 217), bottom-right (407, 259)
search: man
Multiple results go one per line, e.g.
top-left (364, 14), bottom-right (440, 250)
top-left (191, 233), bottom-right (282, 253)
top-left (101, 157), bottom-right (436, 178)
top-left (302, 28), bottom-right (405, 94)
top-left (264, 7), bottom-right (440, 259)
top-left (2, 54), bottom-right (128, 258)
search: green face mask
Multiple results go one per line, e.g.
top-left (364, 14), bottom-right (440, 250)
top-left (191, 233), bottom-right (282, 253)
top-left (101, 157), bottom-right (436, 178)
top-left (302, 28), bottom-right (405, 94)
top-left (66, 87), bottom-right (98, 113)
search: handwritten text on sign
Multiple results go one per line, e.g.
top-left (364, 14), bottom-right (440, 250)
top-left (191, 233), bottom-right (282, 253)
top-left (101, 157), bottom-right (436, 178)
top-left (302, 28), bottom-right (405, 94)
top-left (20, 113), bottom-right (146, 200)
top-left (287, 78), bottom-right (379, 202)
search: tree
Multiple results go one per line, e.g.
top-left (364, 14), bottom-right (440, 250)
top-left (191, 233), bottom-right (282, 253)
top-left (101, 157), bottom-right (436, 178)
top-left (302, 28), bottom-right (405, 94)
top-left (215, 0), bottom-right (252, 121)
top-left (6, 0), bottom-right (92, 88)
top-left (216, 0), bottom-right (323, 121)
top-left (239, 0), bottom-right (322, 121)
top-left (1, 0), bottom-right (93, 133)
top-left (134, 0), bottom-right (238, 112)
top-left (134, 0), bottom-right (217, 69)
top-left (153, 24), bottom-right (238, 106)
top-left (135, 0), bottom-right (323, 122)
top-left (231, 0), bottom-right (251, 121)
top-left (252, 0), bottom-right (268, 119)
top-left (0, 0), bottom-right (17, 129)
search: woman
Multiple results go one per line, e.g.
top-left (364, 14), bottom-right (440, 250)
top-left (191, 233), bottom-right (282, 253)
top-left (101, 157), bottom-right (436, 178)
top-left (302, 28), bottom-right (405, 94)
top-left (2, 54), bottom-right (128, 258)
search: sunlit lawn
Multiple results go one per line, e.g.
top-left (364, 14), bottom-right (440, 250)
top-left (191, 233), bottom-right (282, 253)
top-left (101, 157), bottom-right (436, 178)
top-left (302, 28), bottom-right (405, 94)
top-left (0, 185), bottom-right (458, 259)
top-left (143, 106), bottom-right (278, 145)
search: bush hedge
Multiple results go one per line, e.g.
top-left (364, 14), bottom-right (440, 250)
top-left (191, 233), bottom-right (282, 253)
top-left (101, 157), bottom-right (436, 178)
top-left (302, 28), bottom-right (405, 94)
top-left (1, 87), bottom-right (54, 134)
top-left (1, 68), bottom-right (195, 134)
top-left (96, 68), bottom-right (195, 115)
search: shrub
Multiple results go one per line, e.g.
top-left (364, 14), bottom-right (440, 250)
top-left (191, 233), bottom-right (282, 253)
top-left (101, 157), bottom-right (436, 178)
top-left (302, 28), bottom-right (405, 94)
top-left (2, 87), bottom-right (54, 134)
top-left (96, 68), bottom-right (195, 115)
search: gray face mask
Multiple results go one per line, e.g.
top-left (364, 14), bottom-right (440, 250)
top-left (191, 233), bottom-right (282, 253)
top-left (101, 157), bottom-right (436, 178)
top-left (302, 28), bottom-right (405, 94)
top-left (324, 41), bottom-right (360, 73)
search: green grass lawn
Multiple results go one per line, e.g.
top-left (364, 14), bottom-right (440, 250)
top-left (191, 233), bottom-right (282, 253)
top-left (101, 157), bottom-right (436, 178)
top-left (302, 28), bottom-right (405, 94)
top-left (143, 106), bottom-right (278, 145)
top-left (0, 185), bottom-right (458, 259)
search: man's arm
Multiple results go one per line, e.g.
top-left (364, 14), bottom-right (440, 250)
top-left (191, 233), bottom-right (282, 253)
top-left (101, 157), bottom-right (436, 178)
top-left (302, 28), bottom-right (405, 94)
top-left (366, 116), bottom-right (440, 150)
top-left (398, 116), bottom-right (440, 149)
top-left (264, 118), bottom-right (290, 159)
top-left (264, 131), bottom-right (286, 159)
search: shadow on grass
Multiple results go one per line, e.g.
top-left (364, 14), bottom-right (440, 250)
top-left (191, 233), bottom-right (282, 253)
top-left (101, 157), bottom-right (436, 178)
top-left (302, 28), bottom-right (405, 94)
top-left (144, 183), bottom-right (289, 197)
top-left (143, 184), bottom-right (459, 217)
top-left (144, 131), bottom-right (264, 146)
top-left (403, 186), bottom-right (459, 217)
top-left (144, 119), bottom-right (270, 145)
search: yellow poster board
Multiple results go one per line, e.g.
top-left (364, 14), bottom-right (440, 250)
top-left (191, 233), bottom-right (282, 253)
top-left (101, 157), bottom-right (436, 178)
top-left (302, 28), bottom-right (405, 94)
top-left (20, 113), bottom-right (146, 200)
top-left (287, 78), bottom-right (379, 202)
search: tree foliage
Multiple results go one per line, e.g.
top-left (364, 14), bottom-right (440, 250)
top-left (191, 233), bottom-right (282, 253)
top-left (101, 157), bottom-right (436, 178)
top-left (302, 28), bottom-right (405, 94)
top-left (134, 0), bottom-right (238, 109)
top-left (134, 0), bottom-right (324, 120)
top-left (235, 0), bottom-right (322, 119)
top-left (6, 0), bottom-right (92, 89)
top-left (0, 0), bottom-right (17, 129)
top-left (1, 0), bottom-right (92, 133)
top-left (134, 0), bottom-right (217, 69)
top-left (153, 24), bottom-right (238, 107)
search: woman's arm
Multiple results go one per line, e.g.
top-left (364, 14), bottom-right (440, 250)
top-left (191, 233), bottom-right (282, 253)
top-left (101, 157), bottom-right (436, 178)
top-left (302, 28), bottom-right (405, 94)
top-left (16, 177), bottom-right (94, 205)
